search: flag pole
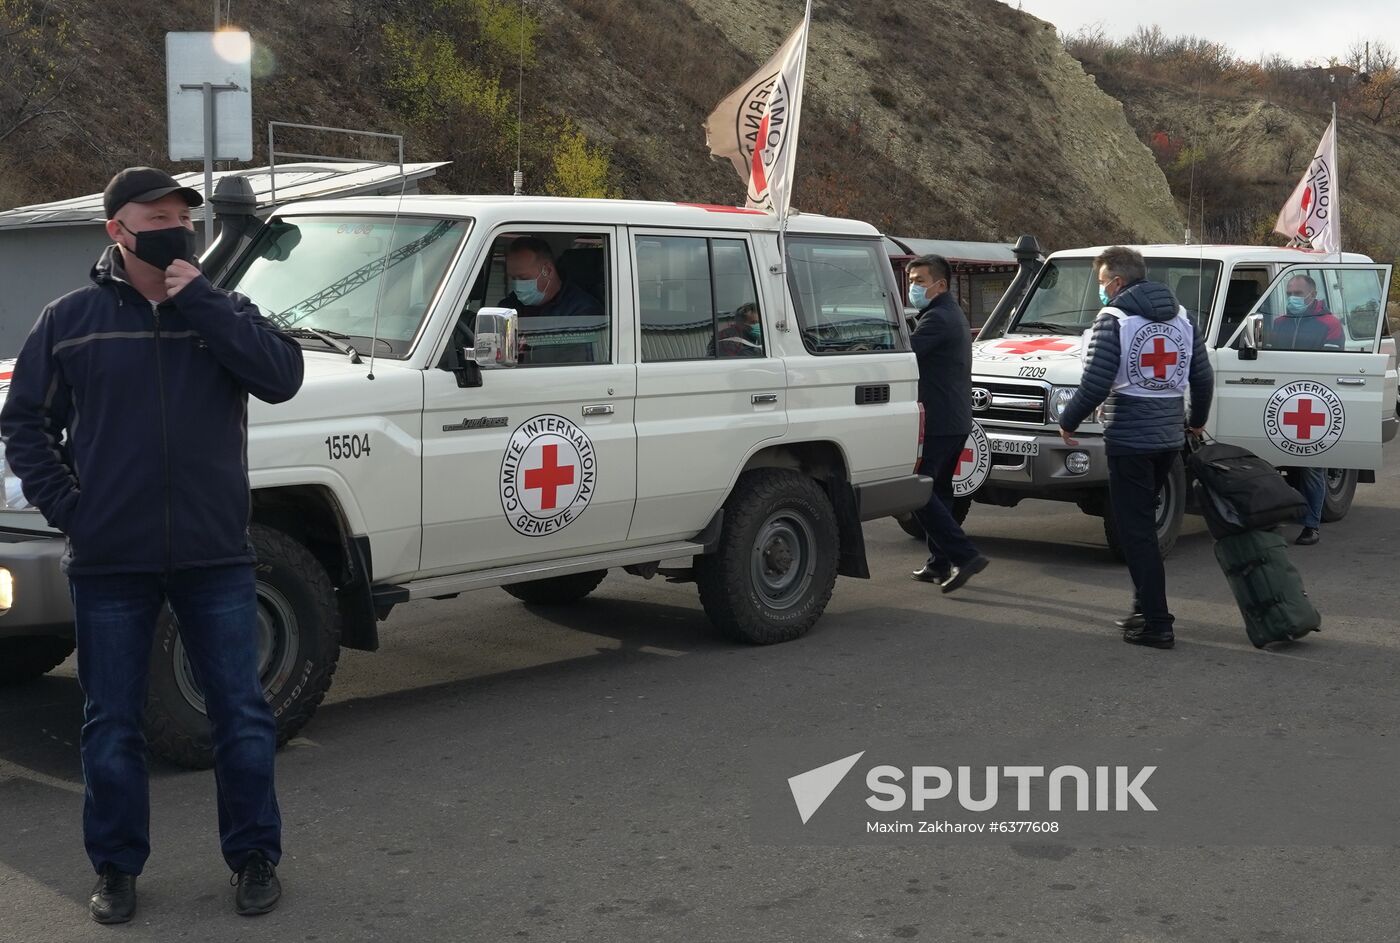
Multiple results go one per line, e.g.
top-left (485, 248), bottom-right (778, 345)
top-left (1331, 98), bottom-right (1342, 262)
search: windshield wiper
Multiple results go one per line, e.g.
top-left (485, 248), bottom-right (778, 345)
top-left (283, 327), bottom-right (362, 364)
top-left (1014, 320), bottom-right (1085, 336)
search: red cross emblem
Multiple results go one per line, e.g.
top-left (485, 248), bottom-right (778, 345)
top-left (1283, 398), bottom-right (1327, 441)
top-left (955, 447), bottom-right (974, 477)
top-left (1138, 337), bottom-right (1179, 379)
top-left (523, 444), bottom-right (575, 510)
top-left (997, 338), bottom-right (1075, 355)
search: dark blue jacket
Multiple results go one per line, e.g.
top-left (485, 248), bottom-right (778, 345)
top-left (910, 291), bottom-right (973, 438)
top-left (1059, 279), bottom-right (1213, 455)
top-left (0, 246), bottom-right (304, 574)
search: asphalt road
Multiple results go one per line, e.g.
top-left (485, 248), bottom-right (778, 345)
top-left (3, 443), bottom-right (1398, 942)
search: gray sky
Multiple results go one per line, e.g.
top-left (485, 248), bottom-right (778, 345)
top-left (1013, 0), bottom-right (1398, 65)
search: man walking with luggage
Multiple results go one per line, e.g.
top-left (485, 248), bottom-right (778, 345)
top-left (0, 168), bottom-right (304, 922)
top-left (1059, 247), bottom-right (1213, 648)
top-left (907, 254), bottom-right (989, 593)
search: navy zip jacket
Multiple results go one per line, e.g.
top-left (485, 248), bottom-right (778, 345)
top-left (910, 290), bottom-right (973, 438)
top-left (1058, 278), bottom-right (1213, 455)
top-left (0, 246), bottom-right (304, 574)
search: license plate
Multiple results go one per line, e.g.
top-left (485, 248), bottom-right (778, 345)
top-left (988, 437), bottom-right (1040, 457)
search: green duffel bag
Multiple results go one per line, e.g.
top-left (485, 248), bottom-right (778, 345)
top-left (1213, 528), bottom-right (1321, 648)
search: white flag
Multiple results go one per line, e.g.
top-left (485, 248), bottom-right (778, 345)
top-left (704, 0), bottom-right (811, 215)
top-left (1274, 117), bottom-right (1339, 255)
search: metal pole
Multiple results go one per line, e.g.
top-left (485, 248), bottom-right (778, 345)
top-left (202, 82), bottom-right (216, 251)
top-left (1332, 98), bottom-right (1341, 260)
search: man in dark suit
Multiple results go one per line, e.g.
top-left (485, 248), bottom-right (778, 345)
top-left (907, 254), bottom-right (989, 593)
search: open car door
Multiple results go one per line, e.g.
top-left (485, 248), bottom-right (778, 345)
top-left (1212, 262), bottom-right (1391, 471)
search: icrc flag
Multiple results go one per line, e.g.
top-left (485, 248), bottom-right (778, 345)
top-left (1274, 117), bottom-right (1339, 254)
top-left (704, 0), bottom-right (811, 214)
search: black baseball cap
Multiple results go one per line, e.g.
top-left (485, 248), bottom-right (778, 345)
top-left (102, 167), bottom-right (204, 219)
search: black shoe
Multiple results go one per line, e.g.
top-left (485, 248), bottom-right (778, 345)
top-left (1295, 527), bottom-right (1320, 546)
top-left (941, 555), bottom-right (989, 594)
top-left (1122, 626), bottom-right (1175, 649)
top-left (912, 563), bottom-right (951, 584)
top-left (90, 866), bottom-right (136, 925)
top-left (1115, 612), bottom-right (1146, 630)
top-left (233, 853), bottom-right (281, 916)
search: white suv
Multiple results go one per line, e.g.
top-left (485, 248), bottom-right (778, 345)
top-left (0, 195), bottom-right (930, 766)
top-left (945, 244), bottom-right (1396, 556)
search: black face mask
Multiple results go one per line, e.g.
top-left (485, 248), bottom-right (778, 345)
top-left (121, 223), bottom-right (197, 271)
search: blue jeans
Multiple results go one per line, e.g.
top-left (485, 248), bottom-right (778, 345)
top-left (1297, 466), bottom-right (1326, 529)
top-left (70, 565), bottom-right (281, 876)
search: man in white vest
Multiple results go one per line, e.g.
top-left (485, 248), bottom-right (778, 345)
top-left (1058, 247), bottom-right (1213, 649)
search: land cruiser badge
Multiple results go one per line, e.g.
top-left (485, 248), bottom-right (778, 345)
top-left (501, 415), bottom-right (597, 536)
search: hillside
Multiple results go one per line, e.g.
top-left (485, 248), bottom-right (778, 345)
top-left (1074, 57), bottom-right (1400, 268)
top-left (1, 0), bottom-right (1181, 248)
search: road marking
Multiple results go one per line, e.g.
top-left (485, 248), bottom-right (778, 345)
top-left (0, 758), bottom-right (84, 795)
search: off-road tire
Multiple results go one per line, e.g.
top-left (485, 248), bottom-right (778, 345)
top-left (1103, 456), bottom-right (1185, 562)
top-left (1320, 468), bottom-right (1357, 523)
top-left (145, 523), bottom-right (341, 769)
top-left (0, 636), bottom-right (76, 685)
top-left (695, 469), bottom-right (839, 645)
top-left (502, 570), bottom-right (608, 605)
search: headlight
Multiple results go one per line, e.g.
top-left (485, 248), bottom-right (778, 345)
top-left (0, 442), bottom-right (34, 511)
top-left (1046, 386), bottom-right (1078, 423)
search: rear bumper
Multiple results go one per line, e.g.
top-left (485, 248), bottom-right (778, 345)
top-left (856, 474), bottom-right (933, 520)
top-left (1383, 413), bottom-right (1398, 444)
top-left (0, 530), bottom-right (74, 638)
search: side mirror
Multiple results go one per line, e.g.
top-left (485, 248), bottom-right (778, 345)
top-left (467, 307), bottom-right (519, 368)
top-left (1237, 313), bottom-right (1261, 360)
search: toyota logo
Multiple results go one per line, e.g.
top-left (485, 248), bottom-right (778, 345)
top-left (971, 388), bottom-right (991, 411)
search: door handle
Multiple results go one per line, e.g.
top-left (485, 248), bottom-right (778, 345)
top-left (582, 404), bottom-right (614, 416)
top-left (752, 393), bottom-right (779, 404)
top-left (1336, 377), bottom-right (1367, 386)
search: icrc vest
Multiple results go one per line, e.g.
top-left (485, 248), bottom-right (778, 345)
top-left (1105, 306), bottom-right (1194, 398)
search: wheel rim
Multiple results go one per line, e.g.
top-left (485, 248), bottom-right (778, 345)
top-left (750, 510), bottom-right (817, 610)
top-left (1154, 474), bottom-right (1176, 537)
top-left (172, 582), bottom-right (301, 716)
top-left (1326, 468), bottom-right (1347, 497)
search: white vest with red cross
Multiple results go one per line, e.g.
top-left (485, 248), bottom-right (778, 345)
top-left (1105, 305), bottom-right (1194, 398)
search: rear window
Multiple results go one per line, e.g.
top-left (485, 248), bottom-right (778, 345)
top-left (785, 236), bottom-right (906, 354)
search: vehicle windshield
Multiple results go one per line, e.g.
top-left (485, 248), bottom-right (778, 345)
top-left (1009, 257), bottom-right (1223, 335)
top-left (227, 215), bottom-right (470, 359)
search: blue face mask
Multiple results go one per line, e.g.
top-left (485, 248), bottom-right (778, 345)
top-left (1098, 284), bottom-right (1112, 306)
top-left (909, 284), bottom-right (929, 309)
top-left (1286, 295), bottom-right (1308, 315)
top-left (746, 323), bottom-right (762, 343)
top-left (513, 275), bottom-right (546, 306)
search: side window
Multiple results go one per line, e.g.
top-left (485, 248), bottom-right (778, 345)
top-left (1215, 268), bottom-right (1267, 348)
top-left (636, 235), bottom-right (764, 362)
top-left (1259, 266), bottom-right (1382, 354)
top-left (454, 231), bottom-right (611, 366)
top-left (785, 237), bottom-right (904, 354)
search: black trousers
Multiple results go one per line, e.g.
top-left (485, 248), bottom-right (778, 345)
top-left (1107, 450), bottom-right (1177, 632)
top-left (915, 434), bottom-right (980, 571)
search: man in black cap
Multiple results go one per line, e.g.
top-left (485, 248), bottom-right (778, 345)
top-left (0, 168), bottom-right (304, 922)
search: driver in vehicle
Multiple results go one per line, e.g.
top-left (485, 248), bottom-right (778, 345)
top-left (496, 236), bottom-right (602, 319)
top-left (1265, 274), bottom-right (1343, 351)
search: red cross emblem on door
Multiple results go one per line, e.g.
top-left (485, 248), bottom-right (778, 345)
top-left (1282, 398), bottom-right (1327, 441)
top-left (523, 444), bottom-right (576, 510)
top-left (997, 338), bottom-right (1075, 355)
top-left (1138, 337), bottom-right (1179, 379)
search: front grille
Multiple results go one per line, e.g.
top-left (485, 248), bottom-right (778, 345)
top-left (972, 379), bottom-right (1048, 425)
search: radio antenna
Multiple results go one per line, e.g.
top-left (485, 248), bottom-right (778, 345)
top-left (513, 0), bottom-right (526, 195)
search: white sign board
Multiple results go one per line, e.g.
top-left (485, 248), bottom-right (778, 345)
top-left (166, 31), bottom-right (253, 161)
